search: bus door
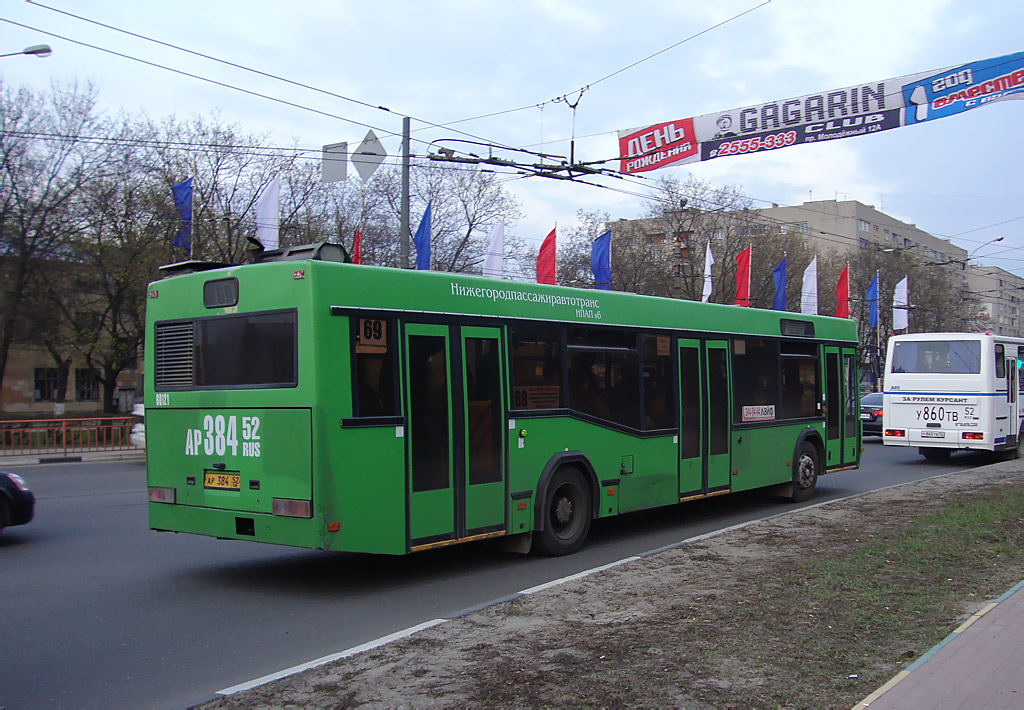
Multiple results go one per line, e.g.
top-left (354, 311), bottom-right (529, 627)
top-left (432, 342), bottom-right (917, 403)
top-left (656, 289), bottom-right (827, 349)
top-left (677, 338), bottom-right (731, 498)
top-left (1017, 347), bottom-right (1024, 441)
top-left (403, 324), bottom-right (506, 549)
top-left (842, 347), bottom-right (860, 465)
top-left (994, 343), bottom-right (1012, 445)
top-left (459, 327), bottom-right (506, 536)
top-left (1005, 348), bottom-right (1019, 445)
top-left (824, 347), bottom-right (842, 466)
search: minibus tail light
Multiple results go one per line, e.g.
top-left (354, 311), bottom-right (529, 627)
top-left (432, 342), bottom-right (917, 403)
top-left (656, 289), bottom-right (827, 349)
top-left (884, 429), bottom-right (905, 437)
top-left (962, 432), bottom-right (985, 440)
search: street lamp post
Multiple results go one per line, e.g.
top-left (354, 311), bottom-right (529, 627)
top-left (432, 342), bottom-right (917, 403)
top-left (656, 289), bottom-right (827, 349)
top-left (0, 44), bottom-right (53, 59)
top-left (967, 235), bottom-right (1004, 263)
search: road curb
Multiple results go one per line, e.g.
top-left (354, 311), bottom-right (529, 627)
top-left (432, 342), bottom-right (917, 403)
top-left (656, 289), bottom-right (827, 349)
top-left (853, 578), bottom-right (1024, 709)
top-left (1, 451), bottom-right (146, 467)
top-left (213, 464), bottom-right (988, 699)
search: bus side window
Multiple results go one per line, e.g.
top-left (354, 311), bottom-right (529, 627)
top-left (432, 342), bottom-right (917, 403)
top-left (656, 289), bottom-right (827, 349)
top-left (995, 344), bottom-right (1005, 379)
top-left (566, 328), bottom-right (640, 428)
top-left (642, 334), bottom-right (673, 430)
top-left (510, 324), bottom-right (562, 410)
top-left (1019, 348), bottom-right (1024, 390)
top-left (353, 317), bottom-right (397, 417)
top-left (780, 342), bottom-right (819, 419)
top-left (732, 338), bottom-right (780, 422)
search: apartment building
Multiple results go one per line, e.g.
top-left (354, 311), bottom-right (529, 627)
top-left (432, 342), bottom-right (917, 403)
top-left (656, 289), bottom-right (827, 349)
top-left (965, 265), bottom-right (1024, 337)
top-left (753, 199), bottom-right (967, 266)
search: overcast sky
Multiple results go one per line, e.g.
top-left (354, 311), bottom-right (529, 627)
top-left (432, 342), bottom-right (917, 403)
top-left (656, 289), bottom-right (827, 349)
top-left (3, 0), bottom-right (1022, 274)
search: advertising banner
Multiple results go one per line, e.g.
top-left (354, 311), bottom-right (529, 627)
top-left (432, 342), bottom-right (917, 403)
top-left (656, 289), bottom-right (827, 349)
top-left (618, 51), bottom-right (1024, 175)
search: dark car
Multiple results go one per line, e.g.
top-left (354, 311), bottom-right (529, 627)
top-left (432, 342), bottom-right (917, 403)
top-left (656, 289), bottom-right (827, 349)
top-left (860, 392), bottom-right (884, 436)
top-left (0, 471), bottom-right (35, 532)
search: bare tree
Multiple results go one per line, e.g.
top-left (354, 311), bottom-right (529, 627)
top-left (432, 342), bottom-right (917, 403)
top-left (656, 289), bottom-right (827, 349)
top-left (152, 113), bottom-right (293, 263)
top-left (556, 209), bottom-right (609, 288)
top-left (373, 163), bottom-right (524, 273)
top-left (55, 116), bottom-right (173, 412)
top-left (0, 81), bottom-right (112, 408)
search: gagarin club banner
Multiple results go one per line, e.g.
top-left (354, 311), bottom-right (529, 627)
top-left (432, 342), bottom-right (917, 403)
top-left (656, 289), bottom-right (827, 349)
top-left (618, 51), bottom-right (1024, 175)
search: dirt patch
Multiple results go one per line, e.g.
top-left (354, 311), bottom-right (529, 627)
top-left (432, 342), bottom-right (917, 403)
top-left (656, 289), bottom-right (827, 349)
top-left (199, 460), bottom-right (1024, 709)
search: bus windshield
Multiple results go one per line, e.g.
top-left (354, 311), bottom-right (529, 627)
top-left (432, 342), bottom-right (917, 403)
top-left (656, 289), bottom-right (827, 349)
top-left (890, 340), bottom-right (981, 374)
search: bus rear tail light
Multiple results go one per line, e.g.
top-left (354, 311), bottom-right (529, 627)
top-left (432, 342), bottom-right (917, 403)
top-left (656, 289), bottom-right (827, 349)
top-left (148, 486), bottom-right (176, 504)
top-left (884, 429), bottom-right (906, 437)
top-left (273, 498), bottom-right (312, 518)
top-left (962, 432), bottom-right (985, 440)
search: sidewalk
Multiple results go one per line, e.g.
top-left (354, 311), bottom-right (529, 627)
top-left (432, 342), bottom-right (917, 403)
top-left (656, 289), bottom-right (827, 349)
top-left (858, 580), bottom-right (1024, 709)
top-left (0, 448), bottom-right (146, 467)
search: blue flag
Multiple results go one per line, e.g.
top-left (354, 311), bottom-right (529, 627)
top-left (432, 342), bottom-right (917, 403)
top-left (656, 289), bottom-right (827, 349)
top-left (772, 257), bottom-right (787, 311)
top-left (591, 230), bottom-right (611, 290)
top-left (866, 271), bottom-right (879, 328)
top-left (414, 200), bottom-right (431, 270)
top-left (171, 178), bottom-right (192, 256)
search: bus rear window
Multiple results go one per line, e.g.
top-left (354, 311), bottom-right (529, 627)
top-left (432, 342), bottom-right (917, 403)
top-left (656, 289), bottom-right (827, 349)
top-left (890, 340), bottom-right (980, 374)
top-left (195, 310), bottom-right (297, 388)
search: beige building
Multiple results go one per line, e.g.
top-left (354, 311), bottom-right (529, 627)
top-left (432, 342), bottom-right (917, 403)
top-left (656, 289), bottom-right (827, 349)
top-left (965, 265), bottom-right (1024, 337)
top-left (752, 199), bottom-right (968, 267)
top-left (0, 341), bottom-right (141, 418)
top-left (612, 200), bottom-right (1022, 338)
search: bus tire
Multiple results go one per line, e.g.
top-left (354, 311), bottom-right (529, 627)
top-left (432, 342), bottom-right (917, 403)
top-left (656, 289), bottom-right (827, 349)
top-left (536, 467), bottom-right (592, 556)
top-left (791, 442), bottom-right (818, 503)
top-left (920, 447), bottom-right (952, 462)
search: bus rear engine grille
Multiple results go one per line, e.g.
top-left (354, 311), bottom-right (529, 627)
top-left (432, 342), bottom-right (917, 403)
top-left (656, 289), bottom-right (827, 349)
top-left (155, 321), bottom-right (195, 388)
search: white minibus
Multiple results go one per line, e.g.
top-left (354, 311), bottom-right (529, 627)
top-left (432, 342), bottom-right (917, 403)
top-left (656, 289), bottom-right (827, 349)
top-left (882, 332), bottom-right (1024, 460)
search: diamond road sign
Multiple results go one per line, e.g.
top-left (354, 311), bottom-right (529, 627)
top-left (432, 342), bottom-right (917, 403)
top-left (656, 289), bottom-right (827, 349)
top-left (352, 130), bottom-right (386, 181)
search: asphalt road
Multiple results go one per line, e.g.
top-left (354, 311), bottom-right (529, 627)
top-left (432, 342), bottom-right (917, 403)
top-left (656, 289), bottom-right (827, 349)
top-left (0, 439), bottom-right (998, 710)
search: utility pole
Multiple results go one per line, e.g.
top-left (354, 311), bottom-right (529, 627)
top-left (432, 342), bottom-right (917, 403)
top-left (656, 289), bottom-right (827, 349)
top-left (400, 116), bottom-right (411, 269)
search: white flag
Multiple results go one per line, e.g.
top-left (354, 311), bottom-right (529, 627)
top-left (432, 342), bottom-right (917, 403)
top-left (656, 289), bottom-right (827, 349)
top-left (701, 240), bottom-right (714, 302)
top-left (482, 220), bottom-right (504, 279)
top-left (256, 176), bottom-right (281, 250)
top-left (801, 256), bottom-right (818, 315)
top-left (893, 276), bottom-right (909, 330)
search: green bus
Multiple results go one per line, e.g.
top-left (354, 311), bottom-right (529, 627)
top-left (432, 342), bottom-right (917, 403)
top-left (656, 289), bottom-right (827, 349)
top-left (145, 243), bottom-right (860, 556)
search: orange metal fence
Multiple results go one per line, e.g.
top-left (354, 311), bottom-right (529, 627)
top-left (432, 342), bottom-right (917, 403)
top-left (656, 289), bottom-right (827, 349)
top-left (0, 417), bottom-right (141, 457)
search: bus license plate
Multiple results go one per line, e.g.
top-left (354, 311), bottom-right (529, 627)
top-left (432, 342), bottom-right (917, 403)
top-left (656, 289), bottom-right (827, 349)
top-left (920, 431), bottom-right (945, 439)
top-left (204, 472), bottom-right (241, 490)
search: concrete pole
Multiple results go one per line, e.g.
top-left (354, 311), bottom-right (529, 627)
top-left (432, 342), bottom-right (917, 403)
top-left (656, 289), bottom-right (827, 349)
top-left (400, 116), bottom-right (411, 269)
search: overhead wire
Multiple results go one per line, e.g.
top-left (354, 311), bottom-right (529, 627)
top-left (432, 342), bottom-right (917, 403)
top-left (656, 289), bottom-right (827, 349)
top-left (0, 17), bottom-right (442, 153)
top-left (7, 122), bottom-right (1017, 270)
top-left (1, 128), bottom-right (532, 181)
top-left (432, 1), bottom-right (773, 129)
top-left (22, 0), bottom-right (526, 153)
top-left (6, 8), bottom-right (1019, 272)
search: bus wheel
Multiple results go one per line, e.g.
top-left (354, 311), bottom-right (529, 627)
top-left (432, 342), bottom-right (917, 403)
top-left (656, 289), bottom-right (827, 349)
top-left (536, 468), bottom-right (592, 556)
top-left (791, 442), bottom-right (818, 503)
top-left (921, 447), bottom-right (952, 462)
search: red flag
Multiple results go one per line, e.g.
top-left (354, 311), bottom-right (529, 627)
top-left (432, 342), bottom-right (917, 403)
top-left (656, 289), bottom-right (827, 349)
top-left (733, 245), bottom-right (751, 307)
top-left (537, 227), bottom-right (556, 285)
top-left (835, 264), bottom-right (850, 318)
top-left (352, 227), bottom-right (362, 265)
